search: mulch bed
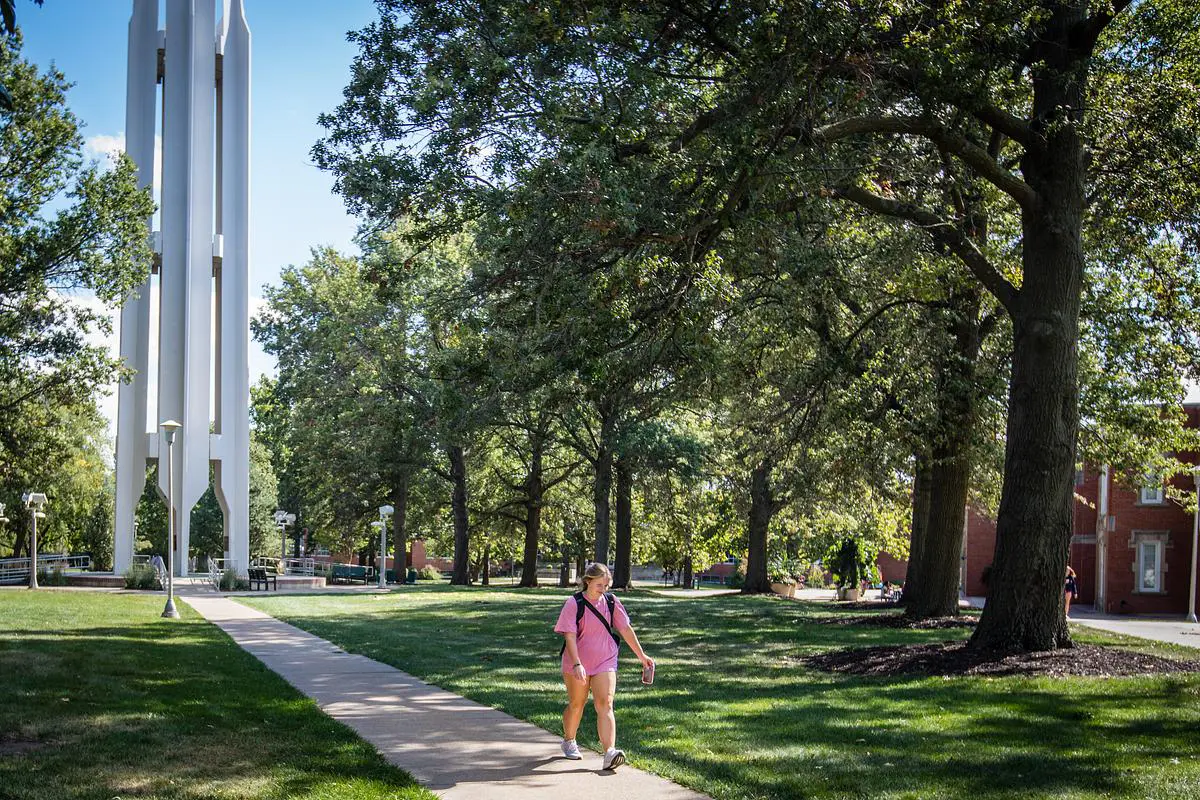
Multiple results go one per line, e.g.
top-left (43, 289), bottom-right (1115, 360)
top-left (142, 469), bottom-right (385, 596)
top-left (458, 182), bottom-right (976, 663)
top-left (819, 612), bottom-right (977, 630)
top-left (801, 642), bottom-right (1200, 678)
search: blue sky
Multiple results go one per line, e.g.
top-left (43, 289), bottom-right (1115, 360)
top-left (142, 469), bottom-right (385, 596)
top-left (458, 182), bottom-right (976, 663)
top-left (18, 0), bottom-right (380, 430)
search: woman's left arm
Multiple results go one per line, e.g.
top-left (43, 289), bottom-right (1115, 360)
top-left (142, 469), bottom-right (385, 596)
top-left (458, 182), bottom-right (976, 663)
top-left (619, 624), bottom-right (653, 668)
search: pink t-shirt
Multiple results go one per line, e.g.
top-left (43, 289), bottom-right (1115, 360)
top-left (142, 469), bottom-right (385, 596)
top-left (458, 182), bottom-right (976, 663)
top-left (555, 593), bottom-right (631, 675)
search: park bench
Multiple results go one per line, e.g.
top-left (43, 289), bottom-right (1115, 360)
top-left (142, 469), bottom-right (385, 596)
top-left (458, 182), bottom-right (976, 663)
top-left (331, 564), bottom-right (369, 584)
top-left (248, 567), bottom-right (277, 591)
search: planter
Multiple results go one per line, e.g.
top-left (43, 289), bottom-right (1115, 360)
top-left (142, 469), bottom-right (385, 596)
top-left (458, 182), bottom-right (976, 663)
top-left (770, 581), bottom-right (796, 599)
top-left (838, 587), bottom-right (860, 601)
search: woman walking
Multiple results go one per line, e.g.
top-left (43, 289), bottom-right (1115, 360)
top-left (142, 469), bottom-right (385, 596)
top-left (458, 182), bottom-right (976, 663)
top-left (1065, 566), bottom-right (1079, 616)
top-left (555, 563), bottom-right (654, 770)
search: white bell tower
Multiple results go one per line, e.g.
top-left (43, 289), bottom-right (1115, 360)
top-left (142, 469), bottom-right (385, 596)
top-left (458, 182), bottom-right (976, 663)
top-left (113, 0), bottom-right (252, 577)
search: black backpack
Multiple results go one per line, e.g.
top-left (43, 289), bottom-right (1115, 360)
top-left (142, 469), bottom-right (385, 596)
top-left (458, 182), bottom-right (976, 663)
top-left (559, 591), bottom-right (620, 657)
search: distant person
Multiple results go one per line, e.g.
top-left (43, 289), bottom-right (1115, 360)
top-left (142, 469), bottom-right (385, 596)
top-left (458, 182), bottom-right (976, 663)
top-left (555, 562), bottom-right (654, 771)
top-left (1065, 566), bottom-right (1079, 615)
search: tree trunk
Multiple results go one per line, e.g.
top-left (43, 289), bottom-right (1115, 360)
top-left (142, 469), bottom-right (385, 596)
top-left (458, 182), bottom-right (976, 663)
top-left (447, 445), bottom-right (471, 586)
top-left (393, 471), bottom-right (410, 580)
top-left (592, 414), bottom-right (615, 565)
top-left (681, 554), bottom-right (693, 589)
top-left (12, 527), bottom-right (28, 559)
top-left (971, 8), bottom-right (1086, 651)
top-left (906, 445), bottom-right (970, 618)
top-left (902, 454), bottom-right (932, 607)
top-left (743, 458), bottom-right (776, 594)
top-left (612, 458), bottom-right (633, 589)
top-left (481, 544), bottom-right (490, 586)
top-left (559, 541), bottom-right (572, 587)
top-left (907, 294), bottom-right (981, 619)
top-left (519, 439), bottom-right (544, 587)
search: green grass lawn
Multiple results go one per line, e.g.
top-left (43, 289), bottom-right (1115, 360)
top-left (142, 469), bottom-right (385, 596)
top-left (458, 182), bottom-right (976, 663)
top-left (0, 591), bottom-right (437, 800)
top-left (241, 585), bottom-right (1200, 800)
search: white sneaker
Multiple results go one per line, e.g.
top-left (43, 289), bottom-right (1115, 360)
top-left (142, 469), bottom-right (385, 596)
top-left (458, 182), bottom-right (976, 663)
top-left (602, 747), bottom-right (626, 770)
top-left (560, 739), bottom-right (582, 760)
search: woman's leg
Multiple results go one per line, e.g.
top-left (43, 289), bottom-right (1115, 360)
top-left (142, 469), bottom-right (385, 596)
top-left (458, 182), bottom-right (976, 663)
top-left (1064, 591), bottom-right (1072, 615)
top-left (563, 672), bottom-right (590, 740)
top-left (590, 671), bottom-right (618, 751)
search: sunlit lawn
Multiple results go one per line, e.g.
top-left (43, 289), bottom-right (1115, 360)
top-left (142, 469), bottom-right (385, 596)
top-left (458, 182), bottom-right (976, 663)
top-left (0, 591), bottom-right (437, 800)
top-left (243, 585), bottom-right (1200, 800)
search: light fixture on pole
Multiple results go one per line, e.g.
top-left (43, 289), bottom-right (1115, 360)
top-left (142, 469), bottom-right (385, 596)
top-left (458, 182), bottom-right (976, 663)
top-left (1188, 467), bottom-right (1199, 625)
top-left (21, 493), bottom-right (47, 590)
top-left (274, 510), bottom-right (296, 572)
top-left (378, 505), bottom-right (394, 588)
top-left (160, 420), bottom-right (182, 618)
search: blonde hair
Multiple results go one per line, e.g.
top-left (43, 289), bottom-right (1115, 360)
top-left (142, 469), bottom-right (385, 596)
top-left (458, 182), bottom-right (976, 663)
top-left (581, 562), bottom-right (612, 591)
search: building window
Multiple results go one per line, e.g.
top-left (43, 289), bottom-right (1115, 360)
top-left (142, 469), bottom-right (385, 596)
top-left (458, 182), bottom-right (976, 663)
top-left (1133, 535), bottom-right (1166, 593)
top-left (1139, 476), bottom-right (1164, 505)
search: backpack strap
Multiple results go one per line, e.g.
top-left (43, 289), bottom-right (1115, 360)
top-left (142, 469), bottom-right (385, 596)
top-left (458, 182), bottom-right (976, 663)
top-left (560, 592), bottom-right (586, 658)
top-left (558, 591), bottom-right (620, 658)
top-left (579, 592), bottom-right (621, 646)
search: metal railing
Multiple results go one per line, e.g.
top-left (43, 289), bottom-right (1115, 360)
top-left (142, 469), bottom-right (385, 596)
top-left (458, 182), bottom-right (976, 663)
top-left (250, 556), bottom-right (314, 576)
top-left (282, 557), bottom-right (315, 576)
top-left (208, 558), bottom-right (223, 590)
top-left (0, 553), bottom-right (92, 584)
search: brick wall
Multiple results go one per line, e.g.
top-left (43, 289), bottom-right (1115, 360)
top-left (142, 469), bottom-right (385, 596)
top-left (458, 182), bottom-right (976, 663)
top-left (1099, 467), bottom-right (1195, 615)
top-left (964, 506), bottom-right (997, 597)
top-left (876, 551), bottom-right (908, 584)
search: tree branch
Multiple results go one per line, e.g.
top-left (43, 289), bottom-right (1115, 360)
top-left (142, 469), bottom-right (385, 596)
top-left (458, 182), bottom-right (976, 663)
top-left (1073, 1), bottom-right (1135, 55)
top-left (811, 115), bottom-right (1040, 213)
top-left (832, 184), bottom-right (1018, 313)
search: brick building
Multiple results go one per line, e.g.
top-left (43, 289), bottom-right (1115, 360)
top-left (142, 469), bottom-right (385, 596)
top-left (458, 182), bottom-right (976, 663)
top-left (964, 403), bottom-right (1200, 615)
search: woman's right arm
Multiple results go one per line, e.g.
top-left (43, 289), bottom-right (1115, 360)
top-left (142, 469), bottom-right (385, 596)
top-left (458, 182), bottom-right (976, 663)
top-left (563, 633), bottom-right (587, 682)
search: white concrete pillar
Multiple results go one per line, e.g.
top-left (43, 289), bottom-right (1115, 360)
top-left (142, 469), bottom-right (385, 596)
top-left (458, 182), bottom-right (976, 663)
top-left (214, 0), bottom-right (251, 573)
top-left (113, 0), bottom-right (158, 575)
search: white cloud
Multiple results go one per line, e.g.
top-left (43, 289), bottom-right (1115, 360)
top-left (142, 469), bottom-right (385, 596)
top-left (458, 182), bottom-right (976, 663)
top-left (84, 132), bottom-right (163, 193)
top-left (84, 133), bottom-right (127, 167)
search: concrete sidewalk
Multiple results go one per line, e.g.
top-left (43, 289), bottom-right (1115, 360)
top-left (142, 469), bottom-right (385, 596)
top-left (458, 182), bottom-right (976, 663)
top-left (182, 594), bottom-right (708, 800)
top-left (1067, 611), bottom-right (1200, 649)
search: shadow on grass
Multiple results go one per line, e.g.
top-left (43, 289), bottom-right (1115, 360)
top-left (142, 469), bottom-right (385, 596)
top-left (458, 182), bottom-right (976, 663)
top-left (0, 592), bottom-right (433, 800)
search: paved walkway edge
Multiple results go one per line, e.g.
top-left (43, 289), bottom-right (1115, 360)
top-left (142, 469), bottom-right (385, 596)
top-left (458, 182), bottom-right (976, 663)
top-left (182, 595), bottom-right (709, 800)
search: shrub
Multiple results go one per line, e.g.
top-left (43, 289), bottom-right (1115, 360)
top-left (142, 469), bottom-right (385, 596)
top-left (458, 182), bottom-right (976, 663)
top-left (827, 537), bottom-right (873, 589)
top-left (417, 565), bottom-right (442, 581)
top-left (218, 568), bottom-right (249, 592)
top-left (124, 564), bottom-right (160, 590)
top-left (805, 562), bottom-right (829, 588)
top-left (37, 567), bottom-right (68, 586)
top-left (768, 556), bottom-right (802, 585)
top-left (728, 566), bottom-right (746, 590)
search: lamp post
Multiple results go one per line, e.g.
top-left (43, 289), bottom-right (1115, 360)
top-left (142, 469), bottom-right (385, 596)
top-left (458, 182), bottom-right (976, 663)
top-left (274, 510), bottom-right (295, 572)
top-left (160, 420), bottom-right (182, 618)
top-left (378, 505), bottom-right (394, 588)
top-left (22, 492), bottom-right (48, 590)
top-left (1188, 467), bottom-right (1199, 624)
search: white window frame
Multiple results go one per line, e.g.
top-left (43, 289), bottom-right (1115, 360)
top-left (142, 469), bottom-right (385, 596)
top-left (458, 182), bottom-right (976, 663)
top-left (1139, 478), bottom-right (1164, 505)
top-left (1135, 537), bottom-right (1164, 593)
